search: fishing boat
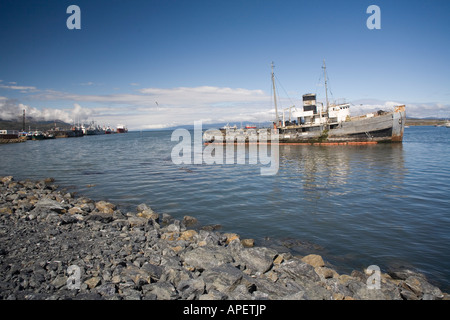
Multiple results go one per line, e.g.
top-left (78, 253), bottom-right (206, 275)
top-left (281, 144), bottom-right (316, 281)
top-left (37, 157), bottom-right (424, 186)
top-left (85, 121), bottom-right (105, 135)
top-left (31, 131), bottom-right (45, 140)
top-left (204, 61), bottom-right (406, 144)
top-left (105, 126), bottom-right (113, 134)
top-left (69, 126), bottom-right (84, 137)
top-left (116, 124), bottom-right (128, 133)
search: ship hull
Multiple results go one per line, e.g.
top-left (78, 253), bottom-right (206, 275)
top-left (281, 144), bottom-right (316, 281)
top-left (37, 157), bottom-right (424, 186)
top-left (279, 105), bottom-right (405, 143)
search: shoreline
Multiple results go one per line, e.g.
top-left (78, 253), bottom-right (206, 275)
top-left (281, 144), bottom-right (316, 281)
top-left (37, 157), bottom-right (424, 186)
top-left (0, 176), bottom-right (448, 300)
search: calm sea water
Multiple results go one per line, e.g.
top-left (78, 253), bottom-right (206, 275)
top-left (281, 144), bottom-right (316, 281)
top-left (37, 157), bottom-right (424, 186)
top-left (1, 126), bottom-right (449, 291)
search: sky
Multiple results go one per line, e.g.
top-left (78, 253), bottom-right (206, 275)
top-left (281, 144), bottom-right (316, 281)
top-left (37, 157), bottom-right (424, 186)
top-left (1, 0), bottom-right (449, 130)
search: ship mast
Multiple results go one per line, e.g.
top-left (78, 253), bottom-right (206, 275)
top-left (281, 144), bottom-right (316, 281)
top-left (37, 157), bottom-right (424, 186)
top-left (271, 62), bottom-right (279, 125)
top-left (322, 59), bottom-right (329, 113)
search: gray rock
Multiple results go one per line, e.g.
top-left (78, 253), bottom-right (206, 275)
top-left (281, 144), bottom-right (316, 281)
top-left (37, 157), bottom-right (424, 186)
top-left (177, 277), bottom-right (205, 300)
top-left (236, 247), bottom-right (277, 274)
top-left (275, 258), bottom-right (320, 283)
top-left (161, 213), bottom-right (173, 224)
top-left (141, 263), bottom-right (163, 281)
top-left (201, 264), bottom-right (253, 294)
top-left (227, 284), bottom-right (253, 300)
top-left (196, 230), bottom-right (221, 246)
top-left (199, 289), bottom-right (228, 300)
top-left (121, 288), bottom-right (142, 300)
top-left (404, 275), bottom-right (443, 300)
top-left (182, 215), bottom-right (198, 227)
top-left (146, 281), bottom-right (178, 300)
top-left (33, 198), bottom-right (65, 214)
top-left (400, 289), bottom-right (419, 300)
top-left (181, 246), bottom-right (233, 271)
top-left (136, 203), bottom-right (150, 212)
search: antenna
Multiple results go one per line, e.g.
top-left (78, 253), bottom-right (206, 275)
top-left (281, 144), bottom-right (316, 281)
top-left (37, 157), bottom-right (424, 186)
top-left (271, 62), bottom-right (279, 125)
top-left (322, 59), bottom-right (329, 112)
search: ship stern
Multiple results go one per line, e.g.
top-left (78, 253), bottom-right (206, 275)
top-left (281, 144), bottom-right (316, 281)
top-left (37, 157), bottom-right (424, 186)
top-left (391, 105), bottom-right (406, 142)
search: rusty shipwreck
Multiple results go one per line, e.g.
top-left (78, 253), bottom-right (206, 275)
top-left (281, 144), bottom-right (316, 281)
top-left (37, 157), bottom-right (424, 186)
top-left (204, 61), bottom-right (405, 145)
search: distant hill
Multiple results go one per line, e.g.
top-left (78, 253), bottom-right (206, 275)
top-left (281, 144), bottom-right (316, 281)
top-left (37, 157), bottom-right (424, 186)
top-left (0, 118), bottom-right (72, 131)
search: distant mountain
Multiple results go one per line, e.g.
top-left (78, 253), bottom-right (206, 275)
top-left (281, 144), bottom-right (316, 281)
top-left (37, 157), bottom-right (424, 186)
top-left (0, 118), bottom-right (72, 131)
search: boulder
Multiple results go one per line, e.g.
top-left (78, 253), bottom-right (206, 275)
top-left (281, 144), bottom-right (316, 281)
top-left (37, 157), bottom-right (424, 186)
top-left (181, 246), bottom-right (233, 271)
top-left (182, 215), bottom-right (198, 226)
top-left (141, 263), bottom-right (163, 281)
top-left (241, 239), bottom-right (255, 248)
top-left (84, 277), bottom-right (101, 289)
top-left (404, 276), bottom-right (444, 300)
top-left (236, 247), bottom-right (277, 274)
top-left (137, 210), bottom-right (159, 222)
top-left (301, 254), bottom-right (325, 268)
top-left (177, 277), bottom-right (205, 300)
top-left (201, 264), bottom-right (253, 293)
top-left (33, 198), bottom-right (65, 214)
top-left (127, 216), bottom-right (148, 227)
top-left (145, 281), bottom-right (178, 300)
top-left (1, 176), bottom-right (14, 184)
top-left (95, 201), bottom-right (116, 214)
top-left (178, 230), bottom-right (198, 241)
top-left (276, 258), bottom-right (321, 283)
top-left (223, 233), bottom-right (240, 244)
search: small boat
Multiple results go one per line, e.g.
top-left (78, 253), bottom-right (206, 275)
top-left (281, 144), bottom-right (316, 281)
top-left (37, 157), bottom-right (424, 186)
top-left (44, 132), bottom-right (55, 139)
top-left (105, 126), bottom-right (113, 134)
top-left (116, 124), bottom-right (128, 133)
top-left (85, 121), bottom-right (105, 135)
top-left (31, 131), bottom-right (45, 140)
top-left (222, 123), bottom-right (237, 130)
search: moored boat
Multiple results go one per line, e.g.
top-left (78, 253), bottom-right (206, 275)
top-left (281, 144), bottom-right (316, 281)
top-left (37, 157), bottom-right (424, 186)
top-left (116, 124), bottom-right (128, 133)
top-left (204, 61), bottom-right (406, 144)
top-left (0, 130), bottom-right (19, 140)
top-left (31, 131), bottom-right (45, 140)
top-left (105, 126), bottom-right (113, 134)
top-left (85, 121), bottom-right (105, 135)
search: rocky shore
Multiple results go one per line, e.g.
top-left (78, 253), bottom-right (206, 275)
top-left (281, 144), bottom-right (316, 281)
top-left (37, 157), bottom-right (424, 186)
top-left (0, 175), bottom-right (448, 300)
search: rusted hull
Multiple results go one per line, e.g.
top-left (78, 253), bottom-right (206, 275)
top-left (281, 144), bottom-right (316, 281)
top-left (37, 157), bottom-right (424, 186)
top-left (281, 105), bottom-right (405, 143)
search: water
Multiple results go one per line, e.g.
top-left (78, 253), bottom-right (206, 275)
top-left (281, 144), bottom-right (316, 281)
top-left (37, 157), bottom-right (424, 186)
top-left (1, 126), bottom-right (449, 291)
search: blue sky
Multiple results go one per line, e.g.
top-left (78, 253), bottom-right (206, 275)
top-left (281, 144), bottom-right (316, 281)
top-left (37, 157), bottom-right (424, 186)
top-left (1, 0), bottom-right (449, 129)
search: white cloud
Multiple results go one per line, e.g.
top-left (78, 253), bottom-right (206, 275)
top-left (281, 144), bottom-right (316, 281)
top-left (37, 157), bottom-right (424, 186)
top-left (0, 98), bottom-right (93, 123)
top-left (350, 99), bottom-right (450, 118)
top-left (138, 86), bottom-right (267, 105)
top-left (24, 86), bottom-right (275, 129)
top-left (0, 84), bottom-right (37, 92)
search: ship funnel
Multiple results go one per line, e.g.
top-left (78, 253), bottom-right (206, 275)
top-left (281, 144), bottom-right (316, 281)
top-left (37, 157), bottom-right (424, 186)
top-left (302, 94), bottom-right (317, 114)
